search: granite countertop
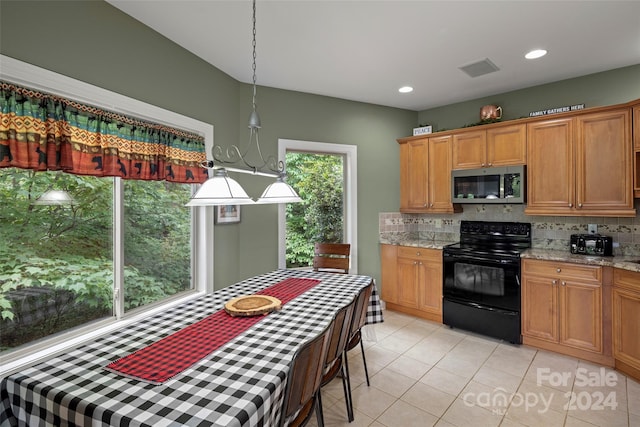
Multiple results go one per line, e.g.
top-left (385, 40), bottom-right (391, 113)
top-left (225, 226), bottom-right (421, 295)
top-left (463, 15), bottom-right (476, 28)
top-left (379, 237), bottom-right (640, 273)
top-left (521, 249), bottom-right (640, 273)
top-left (378, 236), bottom-right (455, 250)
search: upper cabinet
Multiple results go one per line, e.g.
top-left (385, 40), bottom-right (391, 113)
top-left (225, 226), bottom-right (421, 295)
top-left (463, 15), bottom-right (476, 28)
top-left (526, 117), bottom-right (575, 213)
top-left (399, 99), bottom-right (638, 217)
top-left (526, 107), bottom-right (635, 217)
top-left (634, 103), bottom-right (640, 150)
top-left (399, 138), bottom-right (428, 211)
top-left (398, 135), bottom-right (461, 213)
top-left (633, 103), bottom-right (640, 197)
top-left (452, 124), bottom-right (526, 170)
top-left (576, 110), bottom-right (633, 213)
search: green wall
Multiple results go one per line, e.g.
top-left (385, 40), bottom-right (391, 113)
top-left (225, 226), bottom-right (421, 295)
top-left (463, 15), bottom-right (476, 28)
top-left (0, 0), bottom-right (414, 288)
top-left (234, 85), bottom-right (413, 282)
top-left (418, 64), bottom-right (640, 132)
top-left (2, 1), bottom-right (639, 289)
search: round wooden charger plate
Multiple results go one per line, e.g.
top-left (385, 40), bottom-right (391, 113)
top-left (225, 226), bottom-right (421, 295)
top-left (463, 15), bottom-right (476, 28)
top-left (224, 295), bottom-right (282, 317)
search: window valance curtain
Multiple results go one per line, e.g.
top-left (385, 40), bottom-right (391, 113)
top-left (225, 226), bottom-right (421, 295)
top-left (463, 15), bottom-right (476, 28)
top-left (0, 81), bottom-right (207, 184)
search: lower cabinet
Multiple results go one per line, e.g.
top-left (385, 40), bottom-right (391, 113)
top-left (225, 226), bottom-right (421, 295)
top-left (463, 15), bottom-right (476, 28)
top-left (612, 269), bottom-right (640, 382)
top-left (521, 259), bottom-right (613, 366)
top-left (380, 244), bottom-right (442, 323)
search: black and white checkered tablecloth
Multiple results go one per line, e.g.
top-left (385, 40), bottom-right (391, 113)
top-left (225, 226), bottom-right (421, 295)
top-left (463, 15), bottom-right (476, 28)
top-left (0, 270), bottom-right (382, 427)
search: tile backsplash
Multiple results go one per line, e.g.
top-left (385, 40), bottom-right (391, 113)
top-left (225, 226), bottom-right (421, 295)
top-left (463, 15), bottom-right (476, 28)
top-left (380, 201), bottom-right (640, 256)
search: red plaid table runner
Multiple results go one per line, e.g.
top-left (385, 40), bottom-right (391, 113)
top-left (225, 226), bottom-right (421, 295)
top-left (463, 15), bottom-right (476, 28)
top-left (106, 277), bottom-right (320, 384)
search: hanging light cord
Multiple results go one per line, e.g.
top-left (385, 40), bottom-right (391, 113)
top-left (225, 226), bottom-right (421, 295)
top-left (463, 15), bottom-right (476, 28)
top-left (251, 0), bottom-right (258, 114)
top-left (208, 0), bottom-right (285, 177)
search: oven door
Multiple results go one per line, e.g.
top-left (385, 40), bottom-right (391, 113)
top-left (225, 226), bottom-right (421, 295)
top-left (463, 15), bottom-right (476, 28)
top-left (443, 250), bottom-right (522, 343)
top-left (443, 251), bottom-right (520, 312)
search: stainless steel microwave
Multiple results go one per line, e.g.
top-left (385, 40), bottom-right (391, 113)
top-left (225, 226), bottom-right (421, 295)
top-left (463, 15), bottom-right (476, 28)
top-left (452, 166), bottom-right (525, 204)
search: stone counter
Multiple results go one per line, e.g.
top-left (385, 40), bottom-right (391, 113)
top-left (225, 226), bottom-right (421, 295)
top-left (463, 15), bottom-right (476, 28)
top-left (378, 236), bottom-right (454, 250)
top-left (379, 237), bottom-right (640, 272)
top-left (521, 248), bottom-right (640, 272)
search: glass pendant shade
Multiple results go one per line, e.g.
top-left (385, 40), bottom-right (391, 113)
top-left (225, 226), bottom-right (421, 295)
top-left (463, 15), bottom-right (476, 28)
top-left (33, 189), bottom-right (74, 205)
top-left (255, 176), bottom-right (302, 204)
top-left (186, 168), bottom-right (255, 206)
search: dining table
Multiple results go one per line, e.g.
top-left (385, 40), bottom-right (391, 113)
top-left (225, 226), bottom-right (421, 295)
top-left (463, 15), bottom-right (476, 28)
top-left (0, 269), bottom-right (382, 427)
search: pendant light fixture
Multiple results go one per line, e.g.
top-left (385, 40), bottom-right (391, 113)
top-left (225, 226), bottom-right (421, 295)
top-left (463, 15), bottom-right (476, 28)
top-left (186, 0), bottom-right (301, 207)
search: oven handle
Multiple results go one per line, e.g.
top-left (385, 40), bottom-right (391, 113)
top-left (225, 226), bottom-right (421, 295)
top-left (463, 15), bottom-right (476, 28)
top-left (443, 252), bottom-right (520, 267)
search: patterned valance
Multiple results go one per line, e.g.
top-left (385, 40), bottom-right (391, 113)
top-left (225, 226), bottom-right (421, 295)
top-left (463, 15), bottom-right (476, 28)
top-left (0, 81), bottom-right (207, 183)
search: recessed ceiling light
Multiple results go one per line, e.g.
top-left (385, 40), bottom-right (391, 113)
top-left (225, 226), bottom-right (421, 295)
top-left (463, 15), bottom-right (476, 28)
top-left (398, 86), bottom-right (413, 93)
top-left (525, 49), bottom-right (547, 59)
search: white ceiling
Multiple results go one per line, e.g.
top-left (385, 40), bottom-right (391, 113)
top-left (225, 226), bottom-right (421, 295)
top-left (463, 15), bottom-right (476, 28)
top-left (106, 0), bottom-right (640, 111)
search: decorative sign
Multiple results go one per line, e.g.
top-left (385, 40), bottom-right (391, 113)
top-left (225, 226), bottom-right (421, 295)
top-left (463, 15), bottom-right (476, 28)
top-left (413, 125), bottom-right (433, 136)
top-left (529, 104), bottom-right (585, 117)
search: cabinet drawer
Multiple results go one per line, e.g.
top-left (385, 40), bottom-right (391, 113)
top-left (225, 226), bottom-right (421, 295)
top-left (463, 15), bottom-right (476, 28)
top-left (397, 246), bottom-right (441, 261)
top-left (522, 259), bottom-right (602, 283)
top-left (614, 268), bottom-right (640, 292)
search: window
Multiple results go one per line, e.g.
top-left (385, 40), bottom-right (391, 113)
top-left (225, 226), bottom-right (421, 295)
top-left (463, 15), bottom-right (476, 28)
top-left (123, 180), bottom-right (193, 311)
top-left (0, 170), bottom-right (195, 351)
top-left (277, 139), bottom-right (358, 273)
top-left (0, 56), bottom-right (213, 372)
top-left (284, 152), bottom-right (345, 268)
top-left (0, 169), bottom-right (114, 351)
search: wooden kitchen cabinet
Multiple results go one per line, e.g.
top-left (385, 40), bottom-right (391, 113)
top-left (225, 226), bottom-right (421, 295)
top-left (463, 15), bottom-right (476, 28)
top-left (380, 244), bottom-right (442, 322)
top-left (632, 103), bottom-right (640, 197)
top-left (397, 254), bottom-right (421, 308)
top-left (576, 110), bottom-right (633, 212)
top-left (526, 106), bottom-right (634, 217)
top-left (612, 268), bottom-right (640, 382)
top-left (399, 138), bottom-right (428, 211)
top-left (398, 135), bottom-right (460, 213)
top-left (452, 124), bottom-right (526, 170)
top-left (380, 244), bottom-right (398, 304)
top-left (634, 103), bottom-right (640, 150)
top-left (526, 117), bottom-right (574, 213)
top-left (452, 130), bottom-right (485, 170)
top-left (522, 259), bottom-right (613, 366)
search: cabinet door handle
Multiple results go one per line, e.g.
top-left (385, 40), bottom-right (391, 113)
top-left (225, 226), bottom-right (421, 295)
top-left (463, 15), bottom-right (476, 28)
top-left (416, 251), bottom-right (421, 256)
top-left (556, 268), bottom-right (562, 273)
top-left (419, 262), bottom-right (423, 265)
top-left (488, 162), bottom-right (492, 167)
top-left (578, 203), bottom-right (583, 208)
top-left (561, 281), bottom-right (566, 286)
top-left (569, 203), bottom-right (573, 208)
top-left (429, 203), bottom-right (434, 208)
top-left (423, 203), bottom-right (428, 207)
top-left (552, 280), bottom-right (558, 285)
top-left (481, 163), bottom-right (486, 167)
top-left (413, 261), bottom-right (418, 265)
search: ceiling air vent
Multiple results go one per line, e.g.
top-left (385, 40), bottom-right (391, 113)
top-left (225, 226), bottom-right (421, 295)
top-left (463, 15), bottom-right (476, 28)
top-left (459, 58), bottom-right (500, 78)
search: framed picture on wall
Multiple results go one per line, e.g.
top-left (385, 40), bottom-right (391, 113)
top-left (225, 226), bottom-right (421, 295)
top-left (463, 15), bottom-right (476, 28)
top-left (214, 205), bottom-right (241, 224)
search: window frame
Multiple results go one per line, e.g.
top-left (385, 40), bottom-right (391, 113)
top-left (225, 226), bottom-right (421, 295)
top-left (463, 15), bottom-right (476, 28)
top-left (0, 55), bottom-right (215, 375)
top-left (276, 139), bottom-right (358, 274)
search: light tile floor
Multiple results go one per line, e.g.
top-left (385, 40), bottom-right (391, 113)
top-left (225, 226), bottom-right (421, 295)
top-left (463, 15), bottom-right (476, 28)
top-left (312, 309), bottom-right (640, 427)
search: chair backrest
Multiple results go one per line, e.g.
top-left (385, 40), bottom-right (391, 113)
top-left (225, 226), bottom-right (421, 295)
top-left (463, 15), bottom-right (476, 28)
top-left (279, 322), bottom-right (332, 427)
top-left (323, 302), bottom-right (355, 375)
top-left (349, 282), bottom-right (374, 340)
top-left (313, 243), bottom-right (351, 274)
